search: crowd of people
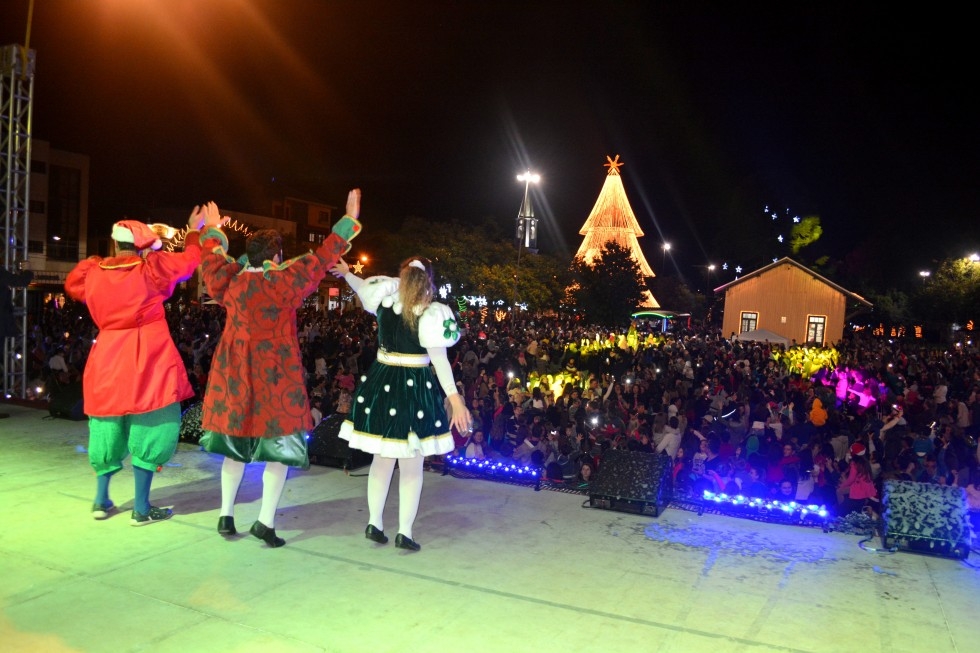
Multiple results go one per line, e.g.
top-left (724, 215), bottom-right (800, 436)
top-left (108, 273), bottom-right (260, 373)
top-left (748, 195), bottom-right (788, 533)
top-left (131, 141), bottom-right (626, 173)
top-left (24, 273), bottom-right (980, 530)
top-left (449, 318), bottom-right (979, 521)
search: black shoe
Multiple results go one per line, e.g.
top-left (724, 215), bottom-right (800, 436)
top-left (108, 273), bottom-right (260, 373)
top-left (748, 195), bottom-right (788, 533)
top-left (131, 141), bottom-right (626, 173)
top-left (394, 533), bottom-right (421, 552)
top-left (365, 524), bottom-right (389, 544)
top-left (130, 506), bottom-right (173, 526)
top-left (250, 520), bottom-right (285, 548)
top-left (217, 516), bottom-right (237, 536)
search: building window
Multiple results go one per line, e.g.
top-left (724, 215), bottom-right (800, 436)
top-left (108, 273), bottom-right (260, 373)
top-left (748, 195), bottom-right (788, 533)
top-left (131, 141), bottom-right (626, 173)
top-left (30, 199), bottom-right (45, 214)
top-left (318, 209), bottom-right (332, 225)
top-left (28, 239), bottom-right (44, 253)
top-left (807, 315), bottom-right (826, 345)
top-left (740, 311), bottom-right (758, 333)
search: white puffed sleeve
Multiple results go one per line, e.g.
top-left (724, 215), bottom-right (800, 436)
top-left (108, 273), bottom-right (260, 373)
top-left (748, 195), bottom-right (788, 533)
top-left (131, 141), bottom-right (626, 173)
top-left (418, 302), bottom-right (462, 349)
top-left (419, 302), bottom-right (462, 398)
top-left (352, 275), bottom-right (400, 315)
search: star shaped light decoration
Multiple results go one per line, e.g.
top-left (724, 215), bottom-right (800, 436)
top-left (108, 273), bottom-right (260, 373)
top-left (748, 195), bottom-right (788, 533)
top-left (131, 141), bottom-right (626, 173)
top-left (604, 154), bottom-right (624, 175)
top-left (351, 261), bottom-right (364, 274)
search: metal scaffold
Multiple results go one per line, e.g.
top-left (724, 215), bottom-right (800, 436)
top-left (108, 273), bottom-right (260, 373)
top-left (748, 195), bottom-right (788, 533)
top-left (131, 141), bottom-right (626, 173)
top-left (1, 44), bottom-right (34, 399)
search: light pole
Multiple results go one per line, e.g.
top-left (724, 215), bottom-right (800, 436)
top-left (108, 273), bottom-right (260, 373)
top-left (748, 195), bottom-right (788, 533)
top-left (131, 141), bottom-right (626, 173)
top-left (662, 242), bottom-right (671, 270)
top-left (512, 170), bottom-right (539, 325)
top-left (919, 270), bottom-right (930, 285)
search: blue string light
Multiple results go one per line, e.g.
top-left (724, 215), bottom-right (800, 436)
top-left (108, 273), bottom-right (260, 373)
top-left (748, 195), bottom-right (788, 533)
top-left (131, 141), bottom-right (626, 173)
top-left (443, 455), bottom-right (542, 483)
top-left (702, 490), bottom-right (829, 525)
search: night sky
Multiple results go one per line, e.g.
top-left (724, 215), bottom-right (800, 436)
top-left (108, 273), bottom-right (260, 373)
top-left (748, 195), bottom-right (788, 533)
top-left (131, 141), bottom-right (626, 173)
top-left (2, 1), bottom-right (976, 291)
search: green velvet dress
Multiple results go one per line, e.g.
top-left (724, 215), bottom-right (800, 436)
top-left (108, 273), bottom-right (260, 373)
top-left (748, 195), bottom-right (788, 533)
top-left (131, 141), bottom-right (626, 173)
top-left (340, 276), bottom-right (461, 458)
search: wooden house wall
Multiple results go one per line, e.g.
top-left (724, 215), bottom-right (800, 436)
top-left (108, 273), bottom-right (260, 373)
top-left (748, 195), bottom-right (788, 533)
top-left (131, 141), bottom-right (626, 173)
top-left (720, 264), bottom-right (847, 344)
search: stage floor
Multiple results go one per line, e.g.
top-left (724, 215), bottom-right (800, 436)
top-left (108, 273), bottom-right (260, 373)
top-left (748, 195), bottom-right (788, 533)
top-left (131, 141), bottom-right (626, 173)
top-left (2, 402), bottom-right (979, 653)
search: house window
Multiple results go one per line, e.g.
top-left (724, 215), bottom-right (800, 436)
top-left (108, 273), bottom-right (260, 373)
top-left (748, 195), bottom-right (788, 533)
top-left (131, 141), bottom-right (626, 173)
top-left (740, 311), bottom-right (758, 333)
top-left (807, 315), bottom-right (826, 345)
top-left (318, 209), bottom-right (332, 225)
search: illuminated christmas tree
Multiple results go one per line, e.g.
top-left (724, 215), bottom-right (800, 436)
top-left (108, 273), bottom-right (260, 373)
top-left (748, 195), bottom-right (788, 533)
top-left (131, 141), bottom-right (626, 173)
top-left (575, 155), bottom-right (658, 307)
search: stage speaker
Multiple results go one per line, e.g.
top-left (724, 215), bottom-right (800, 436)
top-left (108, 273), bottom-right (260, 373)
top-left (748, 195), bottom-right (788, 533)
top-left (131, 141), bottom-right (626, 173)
top-left (589, 449), bottom-right (673, 517)
top-left (48, 383), bottom-right (85, 421)
top-left (882, 479), bottom-right (971, 559)
top-left (308, 413), bottom-right (372, 470)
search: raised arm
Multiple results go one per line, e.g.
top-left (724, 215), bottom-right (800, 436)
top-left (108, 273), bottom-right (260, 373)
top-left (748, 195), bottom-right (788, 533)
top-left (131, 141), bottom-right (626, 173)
top-left (311, 189), bottom-right (362, 273)
top-left (330, 257), bottom-right (365, 293)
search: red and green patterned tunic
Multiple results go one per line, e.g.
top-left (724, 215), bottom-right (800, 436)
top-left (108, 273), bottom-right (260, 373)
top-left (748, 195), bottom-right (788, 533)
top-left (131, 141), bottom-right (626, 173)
top-left (198, 219), bottom-right (358, 440)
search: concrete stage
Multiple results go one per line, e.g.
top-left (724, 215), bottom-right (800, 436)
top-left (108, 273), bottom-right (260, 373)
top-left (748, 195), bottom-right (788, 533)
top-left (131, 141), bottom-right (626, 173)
top-left (1, 402), bottom-right (978, 653)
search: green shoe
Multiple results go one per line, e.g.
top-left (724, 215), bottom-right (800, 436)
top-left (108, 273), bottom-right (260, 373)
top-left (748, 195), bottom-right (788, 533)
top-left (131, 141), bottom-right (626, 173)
top-left (130, 506), bottom-right (173, 526)
top-left (92, 501), bottom-right (115, 520)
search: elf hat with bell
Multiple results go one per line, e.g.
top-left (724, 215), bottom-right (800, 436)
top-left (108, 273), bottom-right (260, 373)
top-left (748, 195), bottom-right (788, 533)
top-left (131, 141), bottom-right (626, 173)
top-left (111, 220), bottom-right (162, 251)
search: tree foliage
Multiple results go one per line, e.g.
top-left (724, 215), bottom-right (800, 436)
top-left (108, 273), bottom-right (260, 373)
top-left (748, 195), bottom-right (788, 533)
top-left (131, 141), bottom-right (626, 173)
top-left (866, 288), bottom-right (911, 327)
top-left (568, 240), bottom-right (646, 327)
top-left (655, 275), bottom-right (710, 321)
top-left (789, 215), bottom-right (822, 254)
top-left (358, 216), bottom-right (568, 311)
top-left (914, 257), bottom-right (980, 326)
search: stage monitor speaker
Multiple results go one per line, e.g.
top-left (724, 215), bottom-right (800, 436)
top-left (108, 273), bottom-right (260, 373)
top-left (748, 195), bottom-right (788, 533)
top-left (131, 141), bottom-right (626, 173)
top-left (589, 449), bottom-right (673, 517)
top-left (882, 479), bottom-right (971, 559)
top-left (308, 413), bottom-right (372, 471)
top-left (49, 383), bottom-right (85, 421)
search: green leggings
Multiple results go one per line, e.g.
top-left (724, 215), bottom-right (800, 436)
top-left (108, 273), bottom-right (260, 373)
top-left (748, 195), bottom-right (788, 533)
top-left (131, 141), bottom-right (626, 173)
top-left (88, 403), bottom-right (181, 475)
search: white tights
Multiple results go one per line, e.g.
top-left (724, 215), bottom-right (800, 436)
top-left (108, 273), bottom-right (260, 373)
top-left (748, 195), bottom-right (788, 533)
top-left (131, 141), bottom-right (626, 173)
top-left (367, 454), bottom-right (424, 539)
top-left (220, 458), bottom-right (288, 529)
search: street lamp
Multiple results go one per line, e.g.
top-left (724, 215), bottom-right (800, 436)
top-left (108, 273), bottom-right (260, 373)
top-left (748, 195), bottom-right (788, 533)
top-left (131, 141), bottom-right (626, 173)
top-left (919, 270), bottom-right (930, 284)
top-left (662, 242), bottom-right (671, 269)
top-left (512, 170), bottom-right (540, 324)
top-left (969, 253), bottom-right (979, 262)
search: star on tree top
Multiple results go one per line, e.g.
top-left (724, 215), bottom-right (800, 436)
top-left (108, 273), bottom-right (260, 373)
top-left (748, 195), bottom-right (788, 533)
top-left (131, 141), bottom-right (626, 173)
top-left (604, 154), bottom-right (624, 175)
top-left (351, 261), bottom-right (364, 274)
